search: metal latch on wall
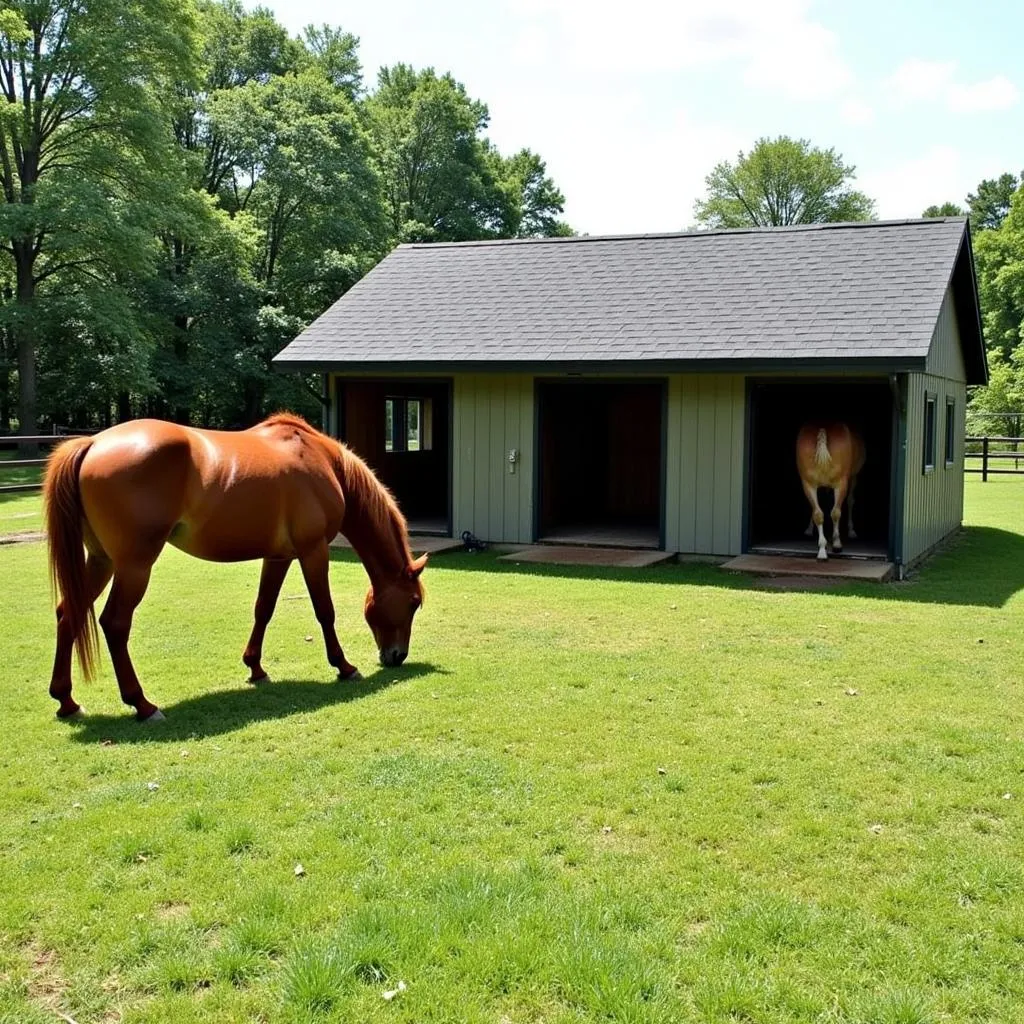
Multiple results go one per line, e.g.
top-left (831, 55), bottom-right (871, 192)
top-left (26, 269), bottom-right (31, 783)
top-left (508, 448), bottom-right (519, 473)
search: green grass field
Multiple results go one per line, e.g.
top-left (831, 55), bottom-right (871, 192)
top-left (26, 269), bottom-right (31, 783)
top-left (1, 480), bottom-right (1023, 1023)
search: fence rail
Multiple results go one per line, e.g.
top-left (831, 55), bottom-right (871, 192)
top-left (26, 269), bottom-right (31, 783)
top-left (965, 436), bottom-right (1024, 481)
top-left (0, 430), bottom-right (89, 494)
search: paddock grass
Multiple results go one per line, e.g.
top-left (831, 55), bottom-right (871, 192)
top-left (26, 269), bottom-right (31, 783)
top-left (1, 479), bottom-right (1023, 1023)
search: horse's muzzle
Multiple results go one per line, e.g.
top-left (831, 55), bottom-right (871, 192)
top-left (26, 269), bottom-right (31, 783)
top-left (380, 648), bottom-right (407, 667)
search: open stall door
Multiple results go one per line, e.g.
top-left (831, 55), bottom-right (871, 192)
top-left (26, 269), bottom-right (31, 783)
top-left (338, 378), bottom-right (451, 535)
top-left (537, 379), bottom-right (664, 549)
top-left (746, 377), bottom-right (893, 559)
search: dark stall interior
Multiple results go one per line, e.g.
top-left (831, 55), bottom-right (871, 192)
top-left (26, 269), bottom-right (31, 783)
top-left (747, 378), bottom-right (894, 557)
top-left (537, 379), bottom-right (663, 547)
top-left (338, 379), bottom-right (451, 533)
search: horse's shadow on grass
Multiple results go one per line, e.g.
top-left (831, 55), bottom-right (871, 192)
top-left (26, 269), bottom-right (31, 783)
top-left (65, 662), bottom-right (445, 745)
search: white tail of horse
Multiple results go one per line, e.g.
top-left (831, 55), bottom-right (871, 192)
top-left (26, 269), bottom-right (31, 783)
top-left (814, 428), bottom-right (831, 467)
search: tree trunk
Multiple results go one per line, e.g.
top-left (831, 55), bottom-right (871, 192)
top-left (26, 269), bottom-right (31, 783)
top-left (13, 241), bottom-right (37, 452)
top-left (117, 390), bottom-right (132, 423)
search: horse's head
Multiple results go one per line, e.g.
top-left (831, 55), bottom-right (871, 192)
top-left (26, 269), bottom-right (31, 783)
top-left (364, 554), bottom-right (428, 666)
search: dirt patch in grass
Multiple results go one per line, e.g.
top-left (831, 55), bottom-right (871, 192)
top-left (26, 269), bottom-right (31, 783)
top-left (0, 530), bottom-right (45, 545)
top-left (25, 943), bottom-right (67, 1013)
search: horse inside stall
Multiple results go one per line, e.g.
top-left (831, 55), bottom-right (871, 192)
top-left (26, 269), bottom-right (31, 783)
top-left (795, 422), bottom-right (866, 560)
top-left (43, 412), bottom-right (427, 722)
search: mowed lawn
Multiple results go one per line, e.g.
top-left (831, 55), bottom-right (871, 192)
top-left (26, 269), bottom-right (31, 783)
top-left (1, 481), bottom-right (1023, 1023)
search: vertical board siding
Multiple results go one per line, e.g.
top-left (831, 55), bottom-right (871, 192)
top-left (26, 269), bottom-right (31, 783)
top-left (902, 370), bottom-right (967, 565)
top-left (452, 375), bottom-right (533, 543)
top-left (665, 373), bottom-right (745, 556)
top-left (926, 289), bottom-right (968, 383)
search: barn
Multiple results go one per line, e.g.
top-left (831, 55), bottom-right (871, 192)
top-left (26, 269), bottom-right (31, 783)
top-left (273, 217), bottom-right (987, 579)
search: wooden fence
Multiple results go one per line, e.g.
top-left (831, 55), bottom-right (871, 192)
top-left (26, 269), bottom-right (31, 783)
top-left (0, 430), bottom-right (89, 495)
top-left (965, 436), bottom-right (1024, 481)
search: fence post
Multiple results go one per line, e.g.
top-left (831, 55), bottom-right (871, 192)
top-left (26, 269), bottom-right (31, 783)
top-left (982, 436), bottom-right (989, 482)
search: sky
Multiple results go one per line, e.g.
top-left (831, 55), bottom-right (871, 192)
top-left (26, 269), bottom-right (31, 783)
top-left (249, 0), bottom-right (1024, 236)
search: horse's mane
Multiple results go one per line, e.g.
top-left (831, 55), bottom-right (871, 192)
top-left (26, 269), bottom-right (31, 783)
top-left (260, 411), bottom-right (321, 434)
top-left (337, 442), bottom-right (414, 567)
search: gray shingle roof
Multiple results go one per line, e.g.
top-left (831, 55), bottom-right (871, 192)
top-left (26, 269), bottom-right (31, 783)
top-left (273, 218), bottom-right (983, 378)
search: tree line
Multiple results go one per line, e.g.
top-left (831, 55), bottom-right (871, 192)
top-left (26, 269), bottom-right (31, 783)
top-left (0, 0), bottom-right (570, 436)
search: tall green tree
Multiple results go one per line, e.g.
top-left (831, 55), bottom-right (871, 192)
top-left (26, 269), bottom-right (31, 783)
top-left (693, 136), bottom-right (876, 229)
top-left (487, 146), bottom-right (571, 238)
top-left (967, 172), bottom-right (1022, 233)
top-left (0, 0), bottom-right (201, 434)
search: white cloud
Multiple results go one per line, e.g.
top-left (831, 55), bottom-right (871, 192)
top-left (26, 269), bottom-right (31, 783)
top-left (889, 58), bottom-right (957, 102)
top-left (859, 145), bottom-right (968, 220)
top-left (506, 0), bottom-right (852, 99)
top-left (841, 98), bottom-right (875, 126)
top-left (947, 75), bottom-right (1020, 112)
top-left (888, 58), bottom-right (1019, 113)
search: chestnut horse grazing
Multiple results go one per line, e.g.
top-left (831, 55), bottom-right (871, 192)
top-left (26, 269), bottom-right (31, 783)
top-left (43, 412), bottom-right (427, 722)
top-left (795, 422), bottom-right (866, 561)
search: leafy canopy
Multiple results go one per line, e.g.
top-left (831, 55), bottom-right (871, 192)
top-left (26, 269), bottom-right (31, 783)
top-left (693, 136), bottom-right (876, 229)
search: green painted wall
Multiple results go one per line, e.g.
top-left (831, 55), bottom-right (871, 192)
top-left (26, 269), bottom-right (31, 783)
top-left (664, 374), bottom-right (746, 555)
top-left (451, 374), bottom-right (534, 544)
top-left (901, 287), bottom-right (969, 566)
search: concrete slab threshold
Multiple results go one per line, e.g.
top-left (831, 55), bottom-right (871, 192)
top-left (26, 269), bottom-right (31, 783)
top-left (498, 544), bottom-right (675, 569)
top-left (721, 553), bottom-right (895, 583)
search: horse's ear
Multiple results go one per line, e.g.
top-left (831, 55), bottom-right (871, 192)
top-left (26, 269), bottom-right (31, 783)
top-left (407, 554), bottom-right (428, 579)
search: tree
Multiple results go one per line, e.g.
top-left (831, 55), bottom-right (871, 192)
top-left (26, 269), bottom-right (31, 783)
top-left (922, 202), bottom-right (966, 218)
top-left (0, 0), bottom-right (201, 434)
top-left (487, 146), bottom-right (571, 238)
top-left (967, 172), bottom-right (1022, 233)
top-left (693, 136), bottom-right (876, 229)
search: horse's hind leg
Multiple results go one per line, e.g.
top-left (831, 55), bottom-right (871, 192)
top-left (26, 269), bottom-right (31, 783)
top-left (831, 479), bottom-right (849, 553)
top-left (298, 540), bottom-right (360, 680)
top-left (99, 560), bottom-right (162, 722)
top-left (847, 475), bottom-right (859, 540)
top-left (801, 481), bottom-right (828, 560)
top-left (243, 558), bottom-right (292, 684)
top-left (49, 553), bottom-right (113, 719)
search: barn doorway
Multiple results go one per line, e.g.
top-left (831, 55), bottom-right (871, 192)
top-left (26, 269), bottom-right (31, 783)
top-left (536, 379), bottom-right (665, 549)
top-left (746, 377), bottom-right (894, 559)
top-left (336, 378), bottom-right (451, 535)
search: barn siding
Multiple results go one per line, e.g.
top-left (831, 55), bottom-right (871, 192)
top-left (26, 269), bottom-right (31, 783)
top-left (902, 370), bottom-right (967, 566)
top-left (925, 288), bottom-right (968, 382)
top-left (452, 374), bottom-right (534, 543)
top-left (664, 374), bottom-right (745, 555)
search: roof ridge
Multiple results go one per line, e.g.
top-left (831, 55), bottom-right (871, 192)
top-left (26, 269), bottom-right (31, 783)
top-left (400, 217), bottom-right (967, 251)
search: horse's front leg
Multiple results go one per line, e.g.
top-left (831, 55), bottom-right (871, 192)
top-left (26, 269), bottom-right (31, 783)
top-left (801, 481), bottom-right (828, 560)
top-left (298, 541), bottom-right (361, 681)
top-left (242, 558), bottom-right (292, 684)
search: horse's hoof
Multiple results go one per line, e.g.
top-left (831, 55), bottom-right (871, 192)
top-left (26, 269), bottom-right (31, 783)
top-left (140, 708), bottom-right (165, 724)
top-left (848, 530), bottom-right (858, 541)
top-left (339, 669), bottom-right (362, 682)
top-left (817, 551), bottom-right (828, 561)
top-left (249, 674), bottom-right (271, 686)
top-left (57, 707), bottom-right (85, 721)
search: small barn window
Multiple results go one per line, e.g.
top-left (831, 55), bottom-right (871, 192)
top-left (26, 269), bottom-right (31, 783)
top-left (923, 392), bottom-right (937, 474)
top-left (384, 397), bottom-right (433, 453)
top-left (944, 396), bottom-right (956, 467)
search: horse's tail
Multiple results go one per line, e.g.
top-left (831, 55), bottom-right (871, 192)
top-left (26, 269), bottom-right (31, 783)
top-left (43, 437), bottom-right (99, 680)
top-left (814, 428), bottom-right (831, 467)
